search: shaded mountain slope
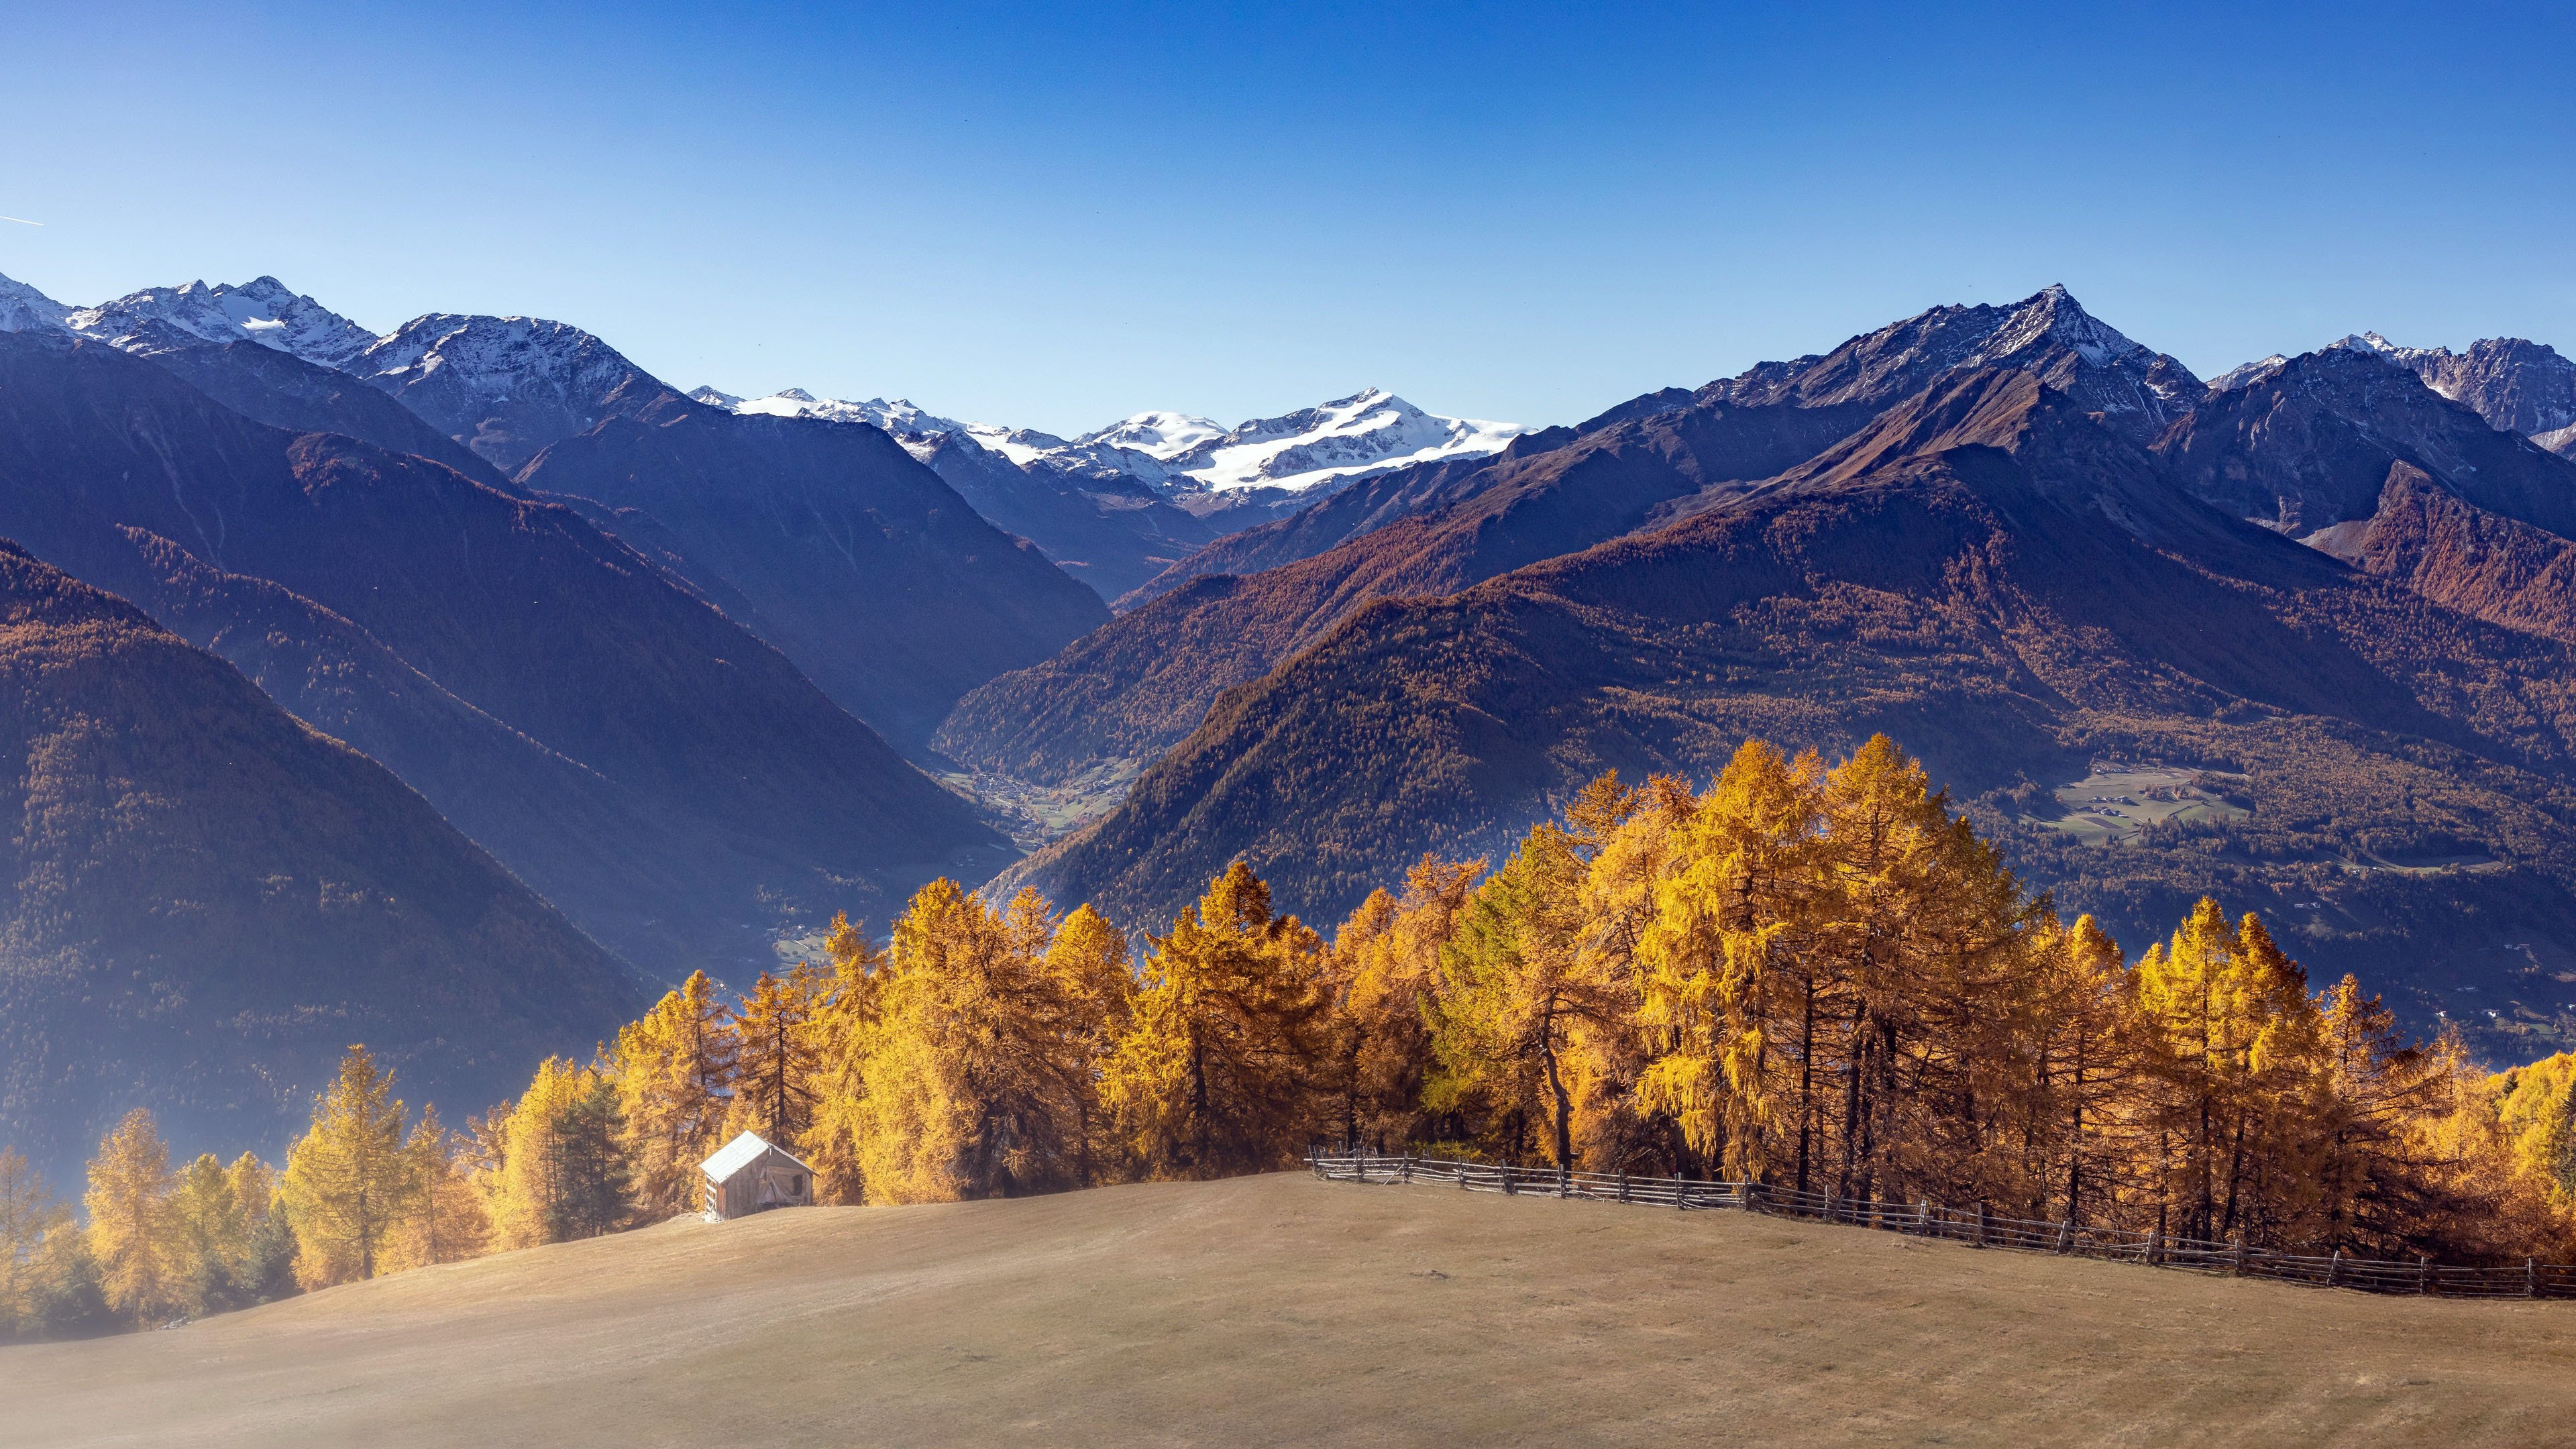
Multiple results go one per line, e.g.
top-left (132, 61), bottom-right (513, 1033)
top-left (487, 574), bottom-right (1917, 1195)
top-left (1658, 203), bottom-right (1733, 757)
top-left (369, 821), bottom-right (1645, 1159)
top-left (0, 541), bottom-right (639, 1183)
top-left (140, 339), bottom-right (519, 492)
top-left (938, 287), bottom-right (2202, 796)
top-left (0, 333), bottom-right (1008, 975)
top-left (1006, 372), bottom-right (2576, 1051)
top-left (519, 384), bottom-right (1110, 748)
top-left (102, 528), bottom-right (772, 975)
top-left (2156, 347), bottom-right (2576, 541)
top-left (911, 430), bottom-right (1223, 602)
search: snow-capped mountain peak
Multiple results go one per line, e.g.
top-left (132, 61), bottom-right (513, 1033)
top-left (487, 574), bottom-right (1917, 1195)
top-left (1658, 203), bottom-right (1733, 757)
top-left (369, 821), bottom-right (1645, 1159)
top-left (65, 276), bottom-right (377, 368)
top-left (2208, 354), bottom-right (2291, 392)
top-left (1987, 282), bottom-right (2147, 369)
top-left (1137, 388), bottom-right (1528, 494)
top-left (692, 384), bottom-right (1527, 499)
top-left (0, 271), bottom-right (71, 334)
top-left (2325, 331), bottom-right (2576, 436)
top-left (1075, 411), bottom-right (1226, 460)
top-left (697, 386), bottom-right (967, 435)
top-left (348, 313), bottom-right (667, 470)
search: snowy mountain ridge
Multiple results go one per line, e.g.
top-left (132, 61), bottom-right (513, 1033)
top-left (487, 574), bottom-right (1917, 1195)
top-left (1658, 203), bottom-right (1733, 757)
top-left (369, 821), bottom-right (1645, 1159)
top-left (64, 276), bottom-right (378, 368)
top-left (0, 273), bottom-right (71, 334)
top-left (692, 384), bottom-right (1527, 498)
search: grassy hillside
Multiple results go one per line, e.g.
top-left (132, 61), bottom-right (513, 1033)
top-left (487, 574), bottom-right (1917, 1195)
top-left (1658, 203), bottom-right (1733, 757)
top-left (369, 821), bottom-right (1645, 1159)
top-left (7, 1172), bottom-right (2569, 1446)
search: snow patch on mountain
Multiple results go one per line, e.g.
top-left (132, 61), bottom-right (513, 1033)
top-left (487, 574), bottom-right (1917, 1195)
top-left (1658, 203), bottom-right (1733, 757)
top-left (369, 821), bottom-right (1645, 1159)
top-left (694, 386), bottom-right (1525, 498)
top-left (2328, 331), bottom-right (2576, 436)
top-left (2208, 354), bottom-right (2290, 392)
top-left (65, 276), bottom-right (377, 368)
top-left (1077, 411), bottom-right (1226, 460)
top-left (0, 272), bottom-right (70, 333)
top-left (1077, 389), bottom-right (1526, 494)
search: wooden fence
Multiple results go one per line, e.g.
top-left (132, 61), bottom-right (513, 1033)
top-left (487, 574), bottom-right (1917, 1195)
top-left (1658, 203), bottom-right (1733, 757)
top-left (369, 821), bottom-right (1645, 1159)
top-left (1308, 1150), bottom-right (2573, 1301)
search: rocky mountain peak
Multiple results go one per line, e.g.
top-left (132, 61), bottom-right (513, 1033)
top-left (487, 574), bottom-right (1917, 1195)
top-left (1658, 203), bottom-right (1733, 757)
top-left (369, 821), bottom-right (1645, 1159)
top-left (64, 275), bottom-right (377, 369)
top-left (0, 272), bottom-right (70, 334)
top-left (2329, 331), bottom-right (2576, 437)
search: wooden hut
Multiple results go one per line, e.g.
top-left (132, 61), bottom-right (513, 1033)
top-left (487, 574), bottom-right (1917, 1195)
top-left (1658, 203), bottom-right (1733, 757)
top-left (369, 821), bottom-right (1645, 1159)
top-left (700, 1130), bottom-right (815, 1220)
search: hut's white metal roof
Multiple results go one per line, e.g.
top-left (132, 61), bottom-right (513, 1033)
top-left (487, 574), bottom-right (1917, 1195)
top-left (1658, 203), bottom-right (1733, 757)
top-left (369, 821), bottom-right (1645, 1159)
top-left (700, 1130), bottom-right (811, 1181)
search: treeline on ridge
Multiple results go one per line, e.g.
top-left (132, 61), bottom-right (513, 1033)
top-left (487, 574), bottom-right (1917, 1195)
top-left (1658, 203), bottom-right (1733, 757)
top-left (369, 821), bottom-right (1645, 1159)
top-left (7, 735), bottom-right (2575, 1340)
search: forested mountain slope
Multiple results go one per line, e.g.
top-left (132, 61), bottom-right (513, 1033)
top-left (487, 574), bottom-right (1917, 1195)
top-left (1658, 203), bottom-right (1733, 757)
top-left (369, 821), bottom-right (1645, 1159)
top-left (1004, 371), bottom-right (2576, 1054)
top-left (0, 541), bottom-right (638, 1183)
top-left (0, 332), bottom-right (1008, 975)
top-left (519, 382), bottom-right (1109, 748)
top-left (2329, 464), bottom-right (2576, 647)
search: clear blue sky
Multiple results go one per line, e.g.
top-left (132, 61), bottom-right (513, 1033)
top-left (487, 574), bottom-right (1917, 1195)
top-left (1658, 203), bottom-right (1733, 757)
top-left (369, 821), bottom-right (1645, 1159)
top-left (4, 1), bottom-right (2571, 434)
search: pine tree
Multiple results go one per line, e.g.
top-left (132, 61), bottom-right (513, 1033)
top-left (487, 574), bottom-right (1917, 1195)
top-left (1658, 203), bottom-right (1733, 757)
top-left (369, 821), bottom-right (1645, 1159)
top-left (1328, 857), bottom-right (1481, 1156)
top-left (1046, 902), bottom-right (1137, 1187)
top-left (1103, 863), bottom-right (1333, 1179)
top-left (2025, 915), bottom-right (2144, 1226)
top-left (728, 965), bottom-right (827, 1148)
top-left (492, 1058), bottom-right (629, 1247)
top-left (1428, 822), bottom-right (1626, 1169)
top-left (279, 1045), bottom-right (417, 1287)
top-left (804, 913), bottom-right (890, 1204)
top-left (384, 1108), bottom-right (490, 1271)
top-left (1637, 741), bottom-right (1831, 1183)
top-left (0, 1146), bottom-right (68, 1338)
top-left (168, 1152), bottom-right (252, 1313)
top-left (83, 1108), bottom-right (182, 1326)
top-left (224, 1154), bottom-right (294, 1305)
top-left (610, 971), bottom-right (739, 1217)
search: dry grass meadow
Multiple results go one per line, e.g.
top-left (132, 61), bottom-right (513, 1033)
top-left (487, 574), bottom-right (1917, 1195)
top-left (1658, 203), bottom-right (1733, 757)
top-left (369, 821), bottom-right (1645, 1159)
top-left (5, 1171), bottom-right (2572, 1448)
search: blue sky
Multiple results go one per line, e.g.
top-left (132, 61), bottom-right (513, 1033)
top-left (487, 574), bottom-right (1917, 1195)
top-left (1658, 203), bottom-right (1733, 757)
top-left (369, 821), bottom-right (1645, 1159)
top-left (3, 1), bottom-right (2571, 434)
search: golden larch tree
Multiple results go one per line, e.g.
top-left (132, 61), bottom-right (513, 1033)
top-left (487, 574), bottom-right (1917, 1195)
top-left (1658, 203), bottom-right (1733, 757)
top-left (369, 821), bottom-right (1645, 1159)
top-left (1104, 863), bottom-right (1333, 1179)
top-left (83, 1108), bottom-right (182, 1326)
top-left (279, 1045), bottom-right (416, 1288)
top-left (610, 970), bottom-right (739, 1217)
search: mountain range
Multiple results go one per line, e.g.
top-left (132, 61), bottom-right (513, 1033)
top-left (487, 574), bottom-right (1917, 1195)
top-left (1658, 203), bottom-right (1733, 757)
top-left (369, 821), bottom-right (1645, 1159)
top-left (688, 384), bottom-right (1527, 600)
top-left (969, 288), bottom-right (2576, 1063)
top-left (7, 261), bottom-right (2576, 1174)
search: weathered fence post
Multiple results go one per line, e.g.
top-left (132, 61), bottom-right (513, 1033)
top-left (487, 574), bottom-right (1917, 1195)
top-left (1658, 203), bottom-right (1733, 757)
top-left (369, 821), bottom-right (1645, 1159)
top-left (2530, 1257), bottom-right (2542, 1299)
top-left (1674, 1172), bottom-right (1685, 1210)
top-left (2234, 1238), bottom-right (2249, 1277)
top-left (2326, 1249), bottom-right (2343, 1289)
top-left (1458, 1161), bottom-right (1469, 1191)
top-left (1974, 1203), bottom-right (1990, 1249)
top-left (2055, 1220), bottom-right (2073, 1254)
top-left (2145, 1230), bottom-right (2162, 1266)
top-left (1559, 1164), bottom-right (1571, 1199)
top-left (1501, 1166), bottom-right (1515, 1197)
top-left (1401, 1156), bottom-right (1413, 1185)
top-left (1917, 1201), bottom-right (1931, 1237)
top-left (1617, 1173), bottom-right (1629, 1203)
top-left (2418, 1254), bottom-right (2432, 1295)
